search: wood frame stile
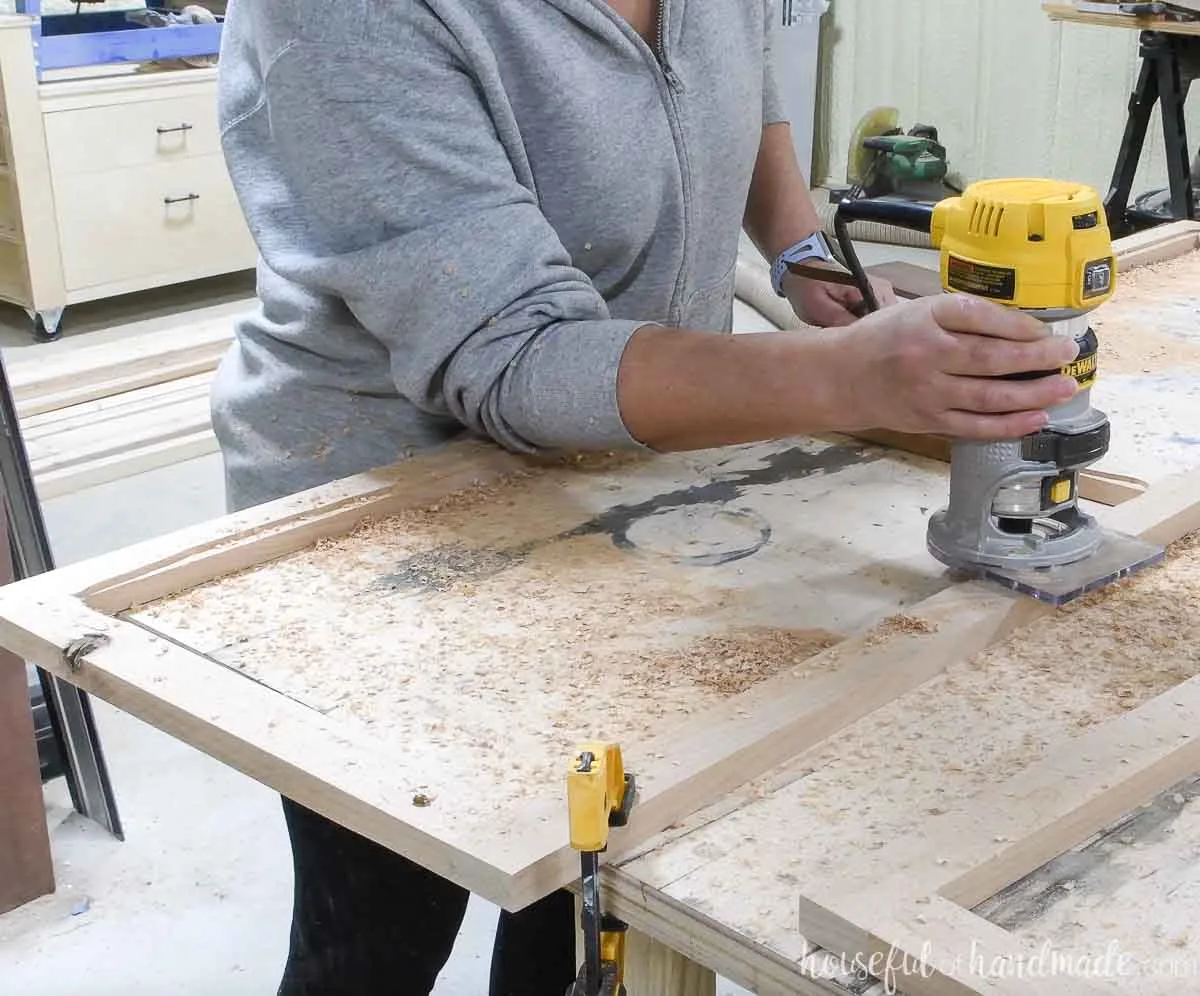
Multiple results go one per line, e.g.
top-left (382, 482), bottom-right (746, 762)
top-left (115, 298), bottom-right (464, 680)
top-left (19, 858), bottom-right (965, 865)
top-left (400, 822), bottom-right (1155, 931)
top-left (0, 223), bottom-right (1194, 969)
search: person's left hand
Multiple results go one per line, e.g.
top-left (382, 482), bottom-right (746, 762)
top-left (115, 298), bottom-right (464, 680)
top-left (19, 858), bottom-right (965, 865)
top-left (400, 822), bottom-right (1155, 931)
top-left (783, 266), bottom-right (899, 328)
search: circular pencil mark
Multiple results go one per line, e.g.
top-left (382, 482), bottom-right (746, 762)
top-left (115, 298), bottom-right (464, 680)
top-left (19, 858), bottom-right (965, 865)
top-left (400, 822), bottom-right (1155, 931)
top-left (614, 505), bottom-right (771, 566)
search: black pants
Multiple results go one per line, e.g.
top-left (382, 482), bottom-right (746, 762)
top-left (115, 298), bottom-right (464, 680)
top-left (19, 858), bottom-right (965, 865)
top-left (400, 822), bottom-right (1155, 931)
top-left (277, 797), bottom-right (577, 996)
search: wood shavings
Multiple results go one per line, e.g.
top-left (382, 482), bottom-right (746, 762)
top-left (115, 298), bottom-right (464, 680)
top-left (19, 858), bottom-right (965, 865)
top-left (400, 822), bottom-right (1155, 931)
top-left (333, 470), bottom-right (539, 543)
top-left (862, 613), bottom-right (937, 648)
top-left (545, 450), bottom-right (647, 474)
top-left (127, 470), bottom-right (848, 819)
top-left (628, 529), bottom-right (1200, 963)
top-left (635, 628), bottom-right (843, 697)
top-left (1092, 250), bottom-right (1200, 375)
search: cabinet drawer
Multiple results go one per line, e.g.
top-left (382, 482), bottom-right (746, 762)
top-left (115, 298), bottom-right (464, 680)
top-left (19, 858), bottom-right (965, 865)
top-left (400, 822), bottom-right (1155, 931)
top-left (54, 154), bottom-right (254, 292)
top-left (44, 91), bottom-right (222, 178)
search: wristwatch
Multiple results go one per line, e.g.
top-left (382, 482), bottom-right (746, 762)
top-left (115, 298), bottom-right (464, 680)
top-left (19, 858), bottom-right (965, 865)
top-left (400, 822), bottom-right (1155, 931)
top-left (770, 231), bottom-right (835, 297)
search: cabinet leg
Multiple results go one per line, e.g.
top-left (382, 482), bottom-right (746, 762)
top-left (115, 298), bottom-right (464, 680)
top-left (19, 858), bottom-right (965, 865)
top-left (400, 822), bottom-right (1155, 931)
top-left (28, 308), bottom-right (64, 343)
top-left (624, 927), bottom-right (717, 996)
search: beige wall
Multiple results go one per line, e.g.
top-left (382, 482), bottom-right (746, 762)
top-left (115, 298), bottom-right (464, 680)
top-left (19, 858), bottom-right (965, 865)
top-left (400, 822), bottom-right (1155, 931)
top-left (813, 0), bottom-right (1200, 200)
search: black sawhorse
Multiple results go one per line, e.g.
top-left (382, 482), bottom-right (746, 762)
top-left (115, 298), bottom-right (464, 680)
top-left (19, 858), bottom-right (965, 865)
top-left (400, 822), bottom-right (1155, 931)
top-left (1106, 30), bottom-right (1200, 238)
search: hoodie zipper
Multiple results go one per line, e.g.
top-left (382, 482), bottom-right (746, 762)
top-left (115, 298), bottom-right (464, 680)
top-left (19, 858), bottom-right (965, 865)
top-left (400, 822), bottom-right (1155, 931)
top-left (655, 0), bottom-right (682, 91)
top-left (649, 0), bottom-right (691, 325)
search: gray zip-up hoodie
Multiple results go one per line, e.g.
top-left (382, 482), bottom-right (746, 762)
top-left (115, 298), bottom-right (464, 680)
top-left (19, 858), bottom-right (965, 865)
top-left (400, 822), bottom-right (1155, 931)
top-left (214, 0), bottom-right (787, 509)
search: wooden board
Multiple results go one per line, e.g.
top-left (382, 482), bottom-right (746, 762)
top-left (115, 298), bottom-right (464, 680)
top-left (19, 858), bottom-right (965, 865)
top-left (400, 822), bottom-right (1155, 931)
top-left (604, 475), bottom-right (1200, 996)
top-left (0, 439), bottom-right (1195, 922)
top-left (1043, 3), bottom-right (1200, 36)
top-left (0, 511), bottom-right (54, 915)
top-left (3, 321), bottom-right (230, 497)
top-left (21, 374), bottom-right (215, 499)
top-left (6, 318), bottom-right (231, 419)
top-left (1109, 221), bottom-right (1200, 272)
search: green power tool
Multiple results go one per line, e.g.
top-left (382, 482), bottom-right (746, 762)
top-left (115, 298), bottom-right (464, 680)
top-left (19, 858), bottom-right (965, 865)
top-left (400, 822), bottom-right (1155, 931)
top-left (844, 106), bottom-right (952, 201)
top-left (863, 132), bottom-right (947, 186)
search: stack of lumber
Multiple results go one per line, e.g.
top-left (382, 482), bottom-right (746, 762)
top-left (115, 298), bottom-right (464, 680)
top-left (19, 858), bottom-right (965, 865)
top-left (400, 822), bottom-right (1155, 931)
top-left (8, 321), bottom-right (232, 500)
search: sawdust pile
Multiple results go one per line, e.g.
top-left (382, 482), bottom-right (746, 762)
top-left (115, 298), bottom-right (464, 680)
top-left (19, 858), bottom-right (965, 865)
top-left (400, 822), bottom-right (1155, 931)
top-left (863, 613), bottom-right (937, 648)
top-left (316, 472), bottom-right (535, 549)
top-left (312, 451), bottom-right (643, 551)
top-left (756, 529), bottom-right (1200, 873)
top-left (639, 628), bottom-right (843, 696)
top-left (964, 527), bottom-right (1200, 728)
top-left (1092, 249), bottom-right (1200, 375)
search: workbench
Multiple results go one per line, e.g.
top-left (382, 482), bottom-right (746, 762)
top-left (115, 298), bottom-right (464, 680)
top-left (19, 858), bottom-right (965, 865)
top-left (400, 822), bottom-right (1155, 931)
top-left (0, 223), bottom-right (1198, 995)
top-left (1044, 4), bottom-right (1200, 235)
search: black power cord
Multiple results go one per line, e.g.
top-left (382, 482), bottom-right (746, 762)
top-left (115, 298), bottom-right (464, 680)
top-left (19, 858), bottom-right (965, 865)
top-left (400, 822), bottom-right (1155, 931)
top-left (832, 198), bottom-right (938, 315)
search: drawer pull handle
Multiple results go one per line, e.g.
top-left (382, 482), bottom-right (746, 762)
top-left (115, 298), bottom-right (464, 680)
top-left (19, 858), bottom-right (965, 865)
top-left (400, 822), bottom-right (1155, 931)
top-left (156, 123), bottom-right (194, 135)
top-left (164, 193), bottom-right (200, 206)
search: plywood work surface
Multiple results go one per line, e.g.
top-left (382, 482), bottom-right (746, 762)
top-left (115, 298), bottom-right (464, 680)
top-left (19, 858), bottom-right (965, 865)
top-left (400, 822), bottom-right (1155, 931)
top-left (1091, 250), bottom-right (1200, 482)
top-left (1095, 251), bottom-right (1200, 377)
top-left (976, 769), bottom-right (1200, 996)
top-left (612, 525), bottom-right (1200, 994)
top-left (126, 439), bottom-right (949, 847)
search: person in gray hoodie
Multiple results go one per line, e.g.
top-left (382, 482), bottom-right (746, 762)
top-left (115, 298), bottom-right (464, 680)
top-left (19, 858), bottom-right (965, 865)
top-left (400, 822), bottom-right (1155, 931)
top-left (214, 1), bottom-right (1084, 993)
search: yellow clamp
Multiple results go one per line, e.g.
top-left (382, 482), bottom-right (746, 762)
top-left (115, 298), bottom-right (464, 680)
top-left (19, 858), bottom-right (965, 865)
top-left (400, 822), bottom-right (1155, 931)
top-left (567, 741), bottom-right (634, 853)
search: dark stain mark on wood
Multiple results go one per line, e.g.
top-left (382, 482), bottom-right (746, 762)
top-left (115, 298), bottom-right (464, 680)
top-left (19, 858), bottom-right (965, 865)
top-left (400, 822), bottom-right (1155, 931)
top-left (570, 442), bottom-right (876, 547)
top-left (376, 544), bottom-right (530, 593)
top-left (973, 773), bottom-right (1200, 931)
top-left (373, 443), bottom-right (876, 594)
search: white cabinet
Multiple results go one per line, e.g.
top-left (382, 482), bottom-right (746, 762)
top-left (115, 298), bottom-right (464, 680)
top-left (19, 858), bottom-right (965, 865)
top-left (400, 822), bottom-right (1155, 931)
top-left (0, 15), bottom-right (257, 339)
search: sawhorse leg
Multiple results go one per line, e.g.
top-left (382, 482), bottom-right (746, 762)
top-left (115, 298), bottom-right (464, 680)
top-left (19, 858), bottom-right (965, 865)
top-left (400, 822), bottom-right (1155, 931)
top-left (1156, 35), bottom-right (1195, 221)
top-left (1104, 31), bottom-right (1199, 236)
top-left (624, 928), bottom-right (717, 996)
top-left (1106, 40), bottom-right (1160, 234)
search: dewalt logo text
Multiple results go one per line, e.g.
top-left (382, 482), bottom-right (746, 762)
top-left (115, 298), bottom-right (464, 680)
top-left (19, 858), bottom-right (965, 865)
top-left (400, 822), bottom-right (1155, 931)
top-left (1063, 354), bottom-right (1098, 381)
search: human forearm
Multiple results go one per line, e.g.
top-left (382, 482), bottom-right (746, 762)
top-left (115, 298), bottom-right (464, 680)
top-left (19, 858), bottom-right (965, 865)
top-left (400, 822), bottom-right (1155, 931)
top-left (742, 122), bottom-right (823, 261)
top-left (616, 295), bottom-right (1085, 452)
top-left (616, 324), bottom-right (846, 451)
top-left (742, 122), bottom-right (900, 326)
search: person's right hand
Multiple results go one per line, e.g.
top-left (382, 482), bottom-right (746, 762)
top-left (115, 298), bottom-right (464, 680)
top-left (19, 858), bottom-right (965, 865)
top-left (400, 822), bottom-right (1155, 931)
top-left (825, 293), bottom-right (1083, 440)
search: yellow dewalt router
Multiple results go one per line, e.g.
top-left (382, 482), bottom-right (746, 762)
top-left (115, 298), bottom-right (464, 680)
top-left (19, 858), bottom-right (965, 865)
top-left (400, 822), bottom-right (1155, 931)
top-left (827, 179), bottom-right (1164, 604)
top-left (565, 743), bottom-right (636, 996)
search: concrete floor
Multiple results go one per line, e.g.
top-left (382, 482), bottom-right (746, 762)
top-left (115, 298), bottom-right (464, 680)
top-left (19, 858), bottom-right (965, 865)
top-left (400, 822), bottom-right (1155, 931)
top-left (0, 242), bottom-right (936, 995)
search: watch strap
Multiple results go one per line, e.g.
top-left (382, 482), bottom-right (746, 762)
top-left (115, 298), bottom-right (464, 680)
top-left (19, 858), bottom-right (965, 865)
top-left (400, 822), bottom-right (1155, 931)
top-left (770, 231), bottom-right (835, 297)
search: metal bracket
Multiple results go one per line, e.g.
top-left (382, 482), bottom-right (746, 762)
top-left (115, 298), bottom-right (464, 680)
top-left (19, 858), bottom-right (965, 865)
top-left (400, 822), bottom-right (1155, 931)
top-left (0, 351), bottom-right (122, 840)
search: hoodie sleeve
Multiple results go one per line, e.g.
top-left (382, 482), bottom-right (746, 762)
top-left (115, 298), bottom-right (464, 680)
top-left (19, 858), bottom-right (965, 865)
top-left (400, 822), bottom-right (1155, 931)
top-left (762, 0), bottom-right (790, 126)
top-left (224, 26), bottom-right (648, 456)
